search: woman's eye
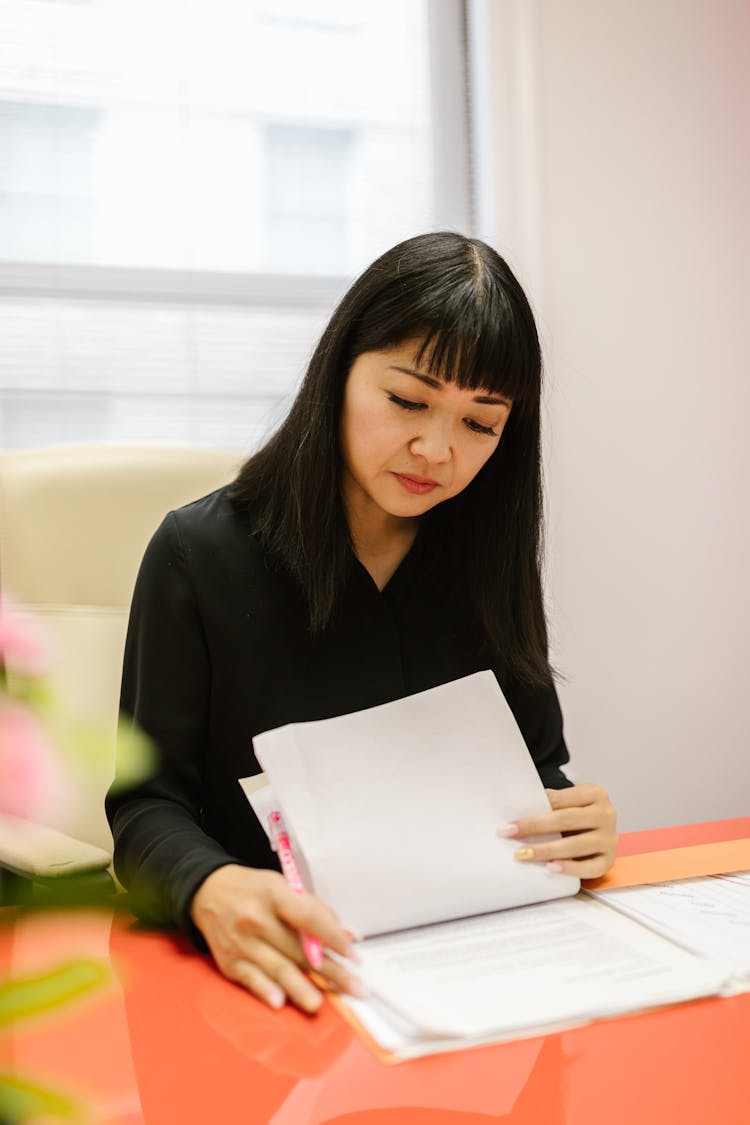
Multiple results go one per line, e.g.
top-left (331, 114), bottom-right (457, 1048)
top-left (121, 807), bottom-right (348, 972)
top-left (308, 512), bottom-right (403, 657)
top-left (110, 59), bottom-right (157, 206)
top-left (387, 393), bottom-right (497, 436)
top-left (465, 418), bottom-right (498, 437)
top-left (388, 393), bottom-right (425, 412)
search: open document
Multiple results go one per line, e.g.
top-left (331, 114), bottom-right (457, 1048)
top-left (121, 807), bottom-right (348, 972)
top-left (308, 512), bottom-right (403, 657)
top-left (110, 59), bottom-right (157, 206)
top-left (589, 871), bottom-right (750, 985)
top-left (239, 672), bottom-right (747, 1058)
top-left (343, 896), bottom-right (729, 1057)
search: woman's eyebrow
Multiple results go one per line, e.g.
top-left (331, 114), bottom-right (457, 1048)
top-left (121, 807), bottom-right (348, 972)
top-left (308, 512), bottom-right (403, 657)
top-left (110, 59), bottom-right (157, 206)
top-left (388, 366), bottom-right (511, 407)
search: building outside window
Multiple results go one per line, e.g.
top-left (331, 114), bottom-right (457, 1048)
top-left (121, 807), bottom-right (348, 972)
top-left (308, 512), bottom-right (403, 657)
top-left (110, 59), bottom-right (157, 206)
top-left (0, 0), bottom-right (471, 450)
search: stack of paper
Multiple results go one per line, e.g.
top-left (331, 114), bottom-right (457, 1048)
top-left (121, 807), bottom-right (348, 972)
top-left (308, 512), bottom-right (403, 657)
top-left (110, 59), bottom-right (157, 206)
top-left (240, 672), bottom-right (748, 1059)
top-left (249, 672), bottom-right (579, 936)
top-left (590, 872), bottom-right (750, 986)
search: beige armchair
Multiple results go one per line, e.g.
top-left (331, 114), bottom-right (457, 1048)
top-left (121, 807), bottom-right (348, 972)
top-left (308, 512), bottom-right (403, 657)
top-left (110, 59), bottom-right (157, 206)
top-left (0, 444), bottom-right (241, 901)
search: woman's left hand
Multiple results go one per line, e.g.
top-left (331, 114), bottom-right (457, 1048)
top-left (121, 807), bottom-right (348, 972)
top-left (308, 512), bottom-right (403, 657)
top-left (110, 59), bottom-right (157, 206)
top-left (498, 783), bottom-right (618, 879)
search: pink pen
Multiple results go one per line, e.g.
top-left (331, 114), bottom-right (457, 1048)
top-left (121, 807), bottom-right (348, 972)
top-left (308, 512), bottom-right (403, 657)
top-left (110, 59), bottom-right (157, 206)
top-left (268, 810), bottom-right (324, 970)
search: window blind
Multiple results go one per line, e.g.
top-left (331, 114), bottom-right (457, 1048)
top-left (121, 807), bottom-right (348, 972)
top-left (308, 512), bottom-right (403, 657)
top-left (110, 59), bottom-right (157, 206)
top-left (0, 0), bottom-right (471, 451)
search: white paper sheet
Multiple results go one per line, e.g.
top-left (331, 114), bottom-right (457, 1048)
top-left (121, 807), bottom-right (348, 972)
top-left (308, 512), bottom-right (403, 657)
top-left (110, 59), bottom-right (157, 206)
top-left (589, 871), bottom-right (750, 980)
top-left (250, 671), bottom-right (579, 937)
top-left (347, 894), bottom-right (728, 1042)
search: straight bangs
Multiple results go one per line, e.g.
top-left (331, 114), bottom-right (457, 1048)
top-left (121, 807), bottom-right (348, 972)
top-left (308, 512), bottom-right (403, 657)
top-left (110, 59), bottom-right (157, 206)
top-left (342, 233), bottom-right (541, 413)
top-left (344, 260), bottom-right (542, 415)
top-left (411, 283), bottom-right (541, 414)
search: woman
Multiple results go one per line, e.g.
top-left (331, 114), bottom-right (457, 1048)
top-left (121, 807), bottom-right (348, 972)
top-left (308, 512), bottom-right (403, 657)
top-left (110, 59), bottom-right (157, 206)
top-left (106, 231), bottom-right (617, 1015)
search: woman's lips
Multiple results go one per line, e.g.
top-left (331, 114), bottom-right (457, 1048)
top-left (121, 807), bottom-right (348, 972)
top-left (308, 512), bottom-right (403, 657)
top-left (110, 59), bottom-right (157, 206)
top-left (393, 473), bottom-right (439, 495)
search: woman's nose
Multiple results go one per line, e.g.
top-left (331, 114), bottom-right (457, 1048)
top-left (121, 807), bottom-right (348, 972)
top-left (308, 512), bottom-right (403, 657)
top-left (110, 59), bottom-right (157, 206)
top-left (409, 419), bottom-right (452, 463)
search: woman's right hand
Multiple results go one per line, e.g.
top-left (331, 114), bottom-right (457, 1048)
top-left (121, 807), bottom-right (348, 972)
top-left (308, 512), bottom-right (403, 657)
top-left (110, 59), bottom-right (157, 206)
top-left (190, 864), bottom-right (361, 1014)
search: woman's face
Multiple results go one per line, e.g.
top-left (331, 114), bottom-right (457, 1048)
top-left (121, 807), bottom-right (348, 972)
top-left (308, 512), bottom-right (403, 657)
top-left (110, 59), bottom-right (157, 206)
top-left (339, 340), bottom-right (512, 526)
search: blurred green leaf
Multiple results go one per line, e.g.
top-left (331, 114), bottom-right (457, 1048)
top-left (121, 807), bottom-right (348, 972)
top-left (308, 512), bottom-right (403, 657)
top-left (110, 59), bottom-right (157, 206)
top-left (0, 959), bottom-right (110, 1030)
top-left (6, 662), bottom-right (154, 788)
top-left (108, 718), bottom-right (155, 791)
top-left (0, 1072), bottom-right (80, 1123)
top-left (42, 711), bottom-right (154, 789)
top-left (3, 670), bottom-right (55, 712)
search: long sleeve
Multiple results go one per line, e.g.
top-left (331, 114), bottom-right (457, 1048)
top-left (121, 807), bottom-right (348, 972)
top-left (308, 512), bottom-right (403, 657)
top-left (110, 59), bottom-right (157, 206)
top-left (105, 512), bottom-right (238, 945)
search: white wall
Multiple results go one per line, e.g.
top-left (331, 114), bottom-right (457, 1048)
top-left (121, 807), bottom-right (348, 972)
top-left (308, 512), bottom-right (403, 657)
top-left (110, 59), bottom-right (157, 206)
top-left (477, 0), bottom-right (750, 830)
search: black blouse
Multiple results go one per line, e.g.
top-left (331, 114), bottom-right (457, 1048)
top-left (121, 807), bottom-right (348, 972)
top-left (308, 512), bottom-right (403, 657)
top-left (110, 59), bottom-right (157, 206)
top-left (106, 485), bottom-right (572, 945)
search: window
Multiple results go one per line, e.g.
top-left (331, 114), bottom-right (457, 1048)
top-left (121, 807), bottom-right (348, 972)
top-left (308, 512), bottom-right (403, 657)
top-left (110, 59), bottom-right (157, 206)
top-left (0, 101), bottom-right (99, 262)
top-left (0, 0), bottom-right (471, 451)
top-left (264, 126), bottom-right (354, 275)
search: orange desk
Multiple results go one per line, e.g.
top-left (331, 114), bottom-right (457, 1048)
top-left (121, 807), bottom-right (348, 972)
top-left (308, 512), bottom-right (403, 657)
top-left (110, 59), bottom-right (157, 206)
top-left (2, 819), bottom-right (749, 1125)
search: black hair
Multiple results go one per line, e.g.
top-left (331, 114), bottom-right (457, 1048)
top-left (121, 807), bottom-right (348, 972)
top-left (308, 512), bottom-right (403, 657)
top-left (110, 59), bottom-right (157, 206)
top-left (230, 231), bottom-right (551, 685)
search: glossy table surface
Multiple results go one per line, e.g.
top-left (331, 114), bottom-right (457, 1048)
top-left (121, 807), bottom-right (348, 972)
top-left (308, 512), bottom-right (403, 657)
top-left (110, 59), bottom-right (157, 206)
top-left (2, 818), bottom-right (749, 1125)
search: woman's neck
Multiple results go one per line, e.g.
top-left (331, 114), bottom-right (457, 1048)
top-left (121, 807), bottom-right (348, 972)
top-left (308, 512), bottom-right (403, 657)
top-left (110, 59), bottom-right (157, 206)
top-left (345, 501), bottom-right (419, 592)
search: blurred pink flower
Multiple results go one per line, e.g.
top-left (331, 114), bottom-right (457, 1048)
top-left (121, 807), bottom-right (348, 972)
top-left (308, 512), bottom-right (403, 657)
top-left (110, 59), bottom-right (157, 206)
top-left (0, 699), bottom-right (70, 820)
top-left (0, 596), bottom-right (50, 677)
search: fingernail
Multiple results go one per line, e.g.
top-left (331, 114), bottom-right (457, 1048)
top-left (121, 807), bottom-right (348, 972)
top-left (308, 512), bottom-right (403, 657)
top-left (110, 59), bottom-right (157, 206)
top-left (344, 926), bottom-right (363, 942)
top-left (267, 986), bottom-right (286, 1010)
top-left (348, 977), bottom-right (370, 999)
top-left (514, 847), bottom-right (535, 860)
top-left (547, 861), bottom-right (564, 873)
top-left (305, 942), bottom-right (324, 970)
top-left (303, 989), bottom-right (322, 1012)
top-left (496, 824), bottom-right (519, 838)
top-left (342, 940), bottom-right (361, 963)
